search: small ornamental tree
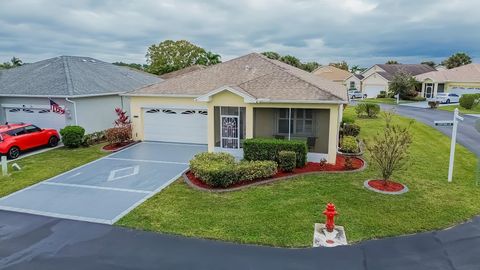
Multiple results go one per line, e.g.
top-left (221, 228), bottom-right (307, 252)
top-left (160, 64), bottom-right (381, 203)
top-left (114, 108), bottom-right (131, 127)
top-left (106, 108), bottom-right (132, 145)
top-left (365, 112), bottom-right (413, 184)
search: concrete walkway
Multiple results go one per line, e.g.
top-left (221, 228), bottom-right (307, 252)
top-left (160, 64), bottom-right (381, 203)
top-left (1, 210), bottom-right (479, 270)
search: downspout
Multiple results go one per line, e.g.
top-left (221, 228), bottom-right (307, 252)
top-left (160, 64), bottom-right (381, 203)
top-left (65, 98), bottom-right (78, 125)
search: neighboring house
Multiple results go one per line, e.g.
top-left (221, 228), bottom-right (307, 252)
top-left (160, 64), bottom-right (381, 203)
top-left (125, 53), bottom-right (348, 163)
top-left (345, 74), bottom-right (364, 92)
top-left (0, 56), bottom-right (162, 133)
top-left (415, 63), bottom-right (480, 98)
top-left (358, 64), bottom-right (436, 98)
top-left (159, 65), bottom-right (206, 80)
top-left (311, 65), bottom-right (352, 84)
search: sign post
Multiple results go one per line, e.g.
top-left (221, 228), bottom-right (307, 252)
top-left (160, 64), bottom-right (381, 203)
top-left (395, 94), bottom-right (399, 104)
top-left (435, 108), bottom-right (463, 182)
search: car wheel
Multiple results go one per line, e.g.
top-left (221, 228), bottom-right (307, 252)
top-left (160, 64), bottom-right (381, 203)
top-left (8, 146), bottom-right (20, 159)
top-left (48, 136), bottom-right (59, 147)
top-left (446, 99), bottom-right (450, 104)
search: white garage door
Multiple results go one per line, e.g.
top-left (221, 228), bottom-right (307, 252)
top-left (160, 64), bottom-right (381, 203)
top-left (143, 108), bottom-right (208, 144)
top-left (448, 86), bottom-right (480, 96)
top-left (5, 108), bottom-right (66, 131)
top-left (363, 85), bottom-right (386, 98)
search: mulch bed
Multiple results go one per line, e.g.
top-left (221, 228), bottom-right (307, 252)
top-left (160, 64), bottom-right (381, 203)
top-left (102, 141), bottom-right (135, 152)
top-left (366, 179), bottom-right (405, 192)
top-left (185, 155), bottom-right (365, 191)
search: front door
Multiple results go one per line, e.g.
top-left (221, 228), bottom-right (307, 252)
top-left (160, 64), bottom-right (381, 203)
top-left (425, 84), bottom-right (433, 98)
top-left (220, 116), bottom-right (239, 149)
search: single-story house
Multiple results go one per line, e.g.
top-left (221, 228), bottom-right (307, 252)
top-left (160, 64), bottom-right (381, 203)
top-left (415, 63), bottom-right (480, 98)
top-left (125, 53), bottom-right (348, 163)
top-left (0, 56), bottom-right (162, 133)
top-left (345, 73), bottom-right (364, 92)
top-left (358, 64), bottom-right (436, 98)
top-left (311, 65), bottom-right (352, 84)
top-left (159, 65), bottom-right (205, 80)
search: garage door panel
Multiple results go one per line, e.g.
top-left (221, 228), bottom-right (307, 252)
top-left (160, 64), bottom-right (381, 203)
top-left (143, 108), bottom-right (207, 144)
top-left (363, 85), bottom-right (385, 98)
top-left (5, 108), bottom-right (66, 131)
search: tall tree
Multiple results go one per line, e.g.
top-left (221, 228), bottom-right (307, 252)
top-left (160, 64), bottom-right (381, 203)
top-left (280, 55), bottom-right (302, 68)
top-left (145, 40), bottom-right (221, 75)
top-left (0, 56), bottom-right (23, 69)
top-left (389, 71), bottom-right (419, 99)
top-left (302, 61), bottom-right (321, 72)
top-left (421, 61), bottom-right (436, 68)
top-left (261, 51), bottom-right (281, 60)
top-left (112, 62), bottom-right (146, 70)
top-left (350, 65), bottom-right (366, 74)
top-left (385, 60), bottom-right (399, 64)
top-left (329, 61), bottom-right (349, 71)
top-left (442, 52), bottom-right (472, 69)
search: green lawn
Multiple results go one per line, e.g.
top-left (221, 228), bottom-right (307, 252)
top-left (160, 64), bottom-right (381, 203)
top-left (118, 108), bottom-right (479, 247)
top-left (0, 144), bottom-right (108, 197)
top-left (438, 104), bottom-right (480, 114)
top-left (359, 98), bottom-right (414, 105)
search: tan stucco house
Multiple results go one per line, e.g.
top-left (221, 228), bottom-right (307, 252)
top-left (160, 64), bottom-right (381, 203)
top-left (355, 64), bottom-right (435, 98)
top-left (125, 53), bottom-right (348, 163)
top-left (415, 63), bottom-right (480, 98)
top-left (345, 74), bottom-right (364, 92)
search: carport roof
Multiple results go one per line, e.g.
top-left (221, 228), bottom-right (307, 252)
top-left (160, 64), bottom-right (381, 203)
top-left (126, 53), bottom-right (348, 103)
top-left (0, 56), bottom-right (162, 97)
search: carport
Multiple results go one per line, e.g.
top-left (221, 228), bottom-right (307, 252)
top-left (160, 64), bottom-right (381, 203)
top-left (0, 142), bottom-right (206, 224)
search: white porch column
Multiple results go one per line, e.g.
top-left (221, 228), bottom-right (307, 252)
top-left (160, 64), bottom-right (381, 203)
top-left (327, 106), bottom-right (339, 164)
top-left (207, 104), bottom-right (215, 152)
top-left (434, 83), bottom-right (439, 97)
top-left (246, 105), bottom-right (254, 139)
top-left (421, 83), bottom-right (426, 97)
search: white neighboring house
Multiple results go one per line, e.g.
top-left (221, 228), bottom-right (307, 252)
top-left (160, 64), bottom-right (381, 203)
top-left (0, 56), bottom-right (162, 133)
top-left (345, 74), bottom-right (363, 92)
top-left (348, 64), bottom-right (436, 98)
top-left (415, 63), bottom-right (480, 98)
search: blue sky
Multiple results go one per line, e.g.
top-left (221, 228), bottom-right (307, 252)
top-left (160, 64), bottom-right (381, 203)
top-left (0, 0), bottom-right (478, 67)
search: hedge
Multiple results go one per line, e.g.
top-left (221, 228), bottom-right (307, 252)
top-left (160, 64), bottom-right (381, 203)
top-left (59, 125), bottom-right (85, 148)
top-left (278, 151), bottom-right (296, 172)
top-left (189, 152), bottom-right (277, 187)
top-left (459, 93), bottom-right (480, 109)
top-left (243, 138), bottom-right (308, 167)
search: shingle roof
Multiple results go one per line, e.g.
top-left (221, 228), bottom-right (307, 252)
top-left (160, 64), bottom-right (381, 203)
top-left (159, 65), bottom-right (206, 80)
top-left (0, 56), bottom-right (162, 97)
top-left (376, 64), bottom-right (436, 77)
top-left (312, 66), bottom-right (352, 82)
top-left (129, 53), bottom-right (347, 102)
top-left (415, 63), bottom-right (480, 83)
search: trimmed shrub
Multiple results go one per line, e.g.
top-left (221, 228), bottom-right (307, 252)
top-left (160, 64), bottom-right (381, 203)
top-left (459, 93), bottom-right (480, 109)
top-left (356, 103), bottom-right (380, 118)
top-left (60, 126), bottom-right (85, 148)
top-left (105, 126), bottom-right (132, 145)
top-left (342, 115), bottom-right (355, 124)
top-left (428, 101), bottom-right (439, 109)
top-left (408, 95), bottom-right (426, 101)
top-left (243, 138), bottom-right (307, 167)
top-left (278, 151), bottom-right (296, 172)
top-left (236, 160), bottom-right (278, 181)
top-left (340, 136), bottom-right (359, 153)
top-left (377, 91), bottom-right (387, 98)
top-left (342, 123), bottom-right (361, 137)
top-left (82, 131), bottom-right (106, 146)
top-left (189, 152), bottom-right (277, 187)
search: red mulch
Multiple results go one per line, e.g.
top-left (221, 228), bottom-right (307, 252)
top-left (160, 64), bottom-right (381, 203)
top-left (186, 155), bottom-right (364, 190)
top-left (102, 141), bottom-right (134, 151)
top-left (367, 179), bottom-right (405, 192)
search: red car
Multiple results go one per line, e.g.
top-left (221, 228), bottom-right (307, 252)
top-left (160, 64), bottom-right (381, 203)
top-left (0, 123), bottom-right (60, 159)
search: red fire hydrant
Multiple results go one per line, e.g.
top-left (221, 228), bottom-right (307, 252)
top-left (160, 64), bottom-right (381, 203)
top-left (323, 203), bottom-right (338, 232)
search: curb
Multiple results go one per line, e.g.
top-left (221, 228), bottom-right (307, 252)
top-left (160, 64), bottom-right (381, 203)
top-left (363, 179), bottom-right (409, 195)
top-left (101, 141), bottom-right (140, 153)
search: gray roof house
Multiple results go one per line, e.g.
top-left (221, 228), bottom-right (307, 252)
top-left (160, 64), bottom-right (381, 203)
top-left (0, 56), bottom-right (161, 133)
top-left (357, 64), bottom-right (435, 98)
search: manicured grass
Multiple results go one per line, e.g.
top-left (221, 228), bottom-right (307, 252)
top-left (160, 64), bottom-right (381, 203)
top-left (118, 108), bottom-right (479, 247)
top-left (438, 104), bottom-right (480, 114)
top-left (359, 98), bottom-right (415, 105)
top-left (0, 144), bottom-right (108, 197)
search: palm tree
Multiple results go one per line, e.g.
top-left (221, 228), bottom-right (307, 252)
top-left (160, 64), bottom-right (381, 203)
top-left (10, 57), bottom-right (22, 67)
top-left (205, 51), bottom-right (221, 65)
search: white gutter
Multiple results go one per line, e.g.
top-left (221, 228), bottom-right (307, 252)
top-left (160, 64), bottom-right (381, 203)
top-left (65, 98), bottom-right (78, 125)
top-left (0, 92), bottom-right (125, 98)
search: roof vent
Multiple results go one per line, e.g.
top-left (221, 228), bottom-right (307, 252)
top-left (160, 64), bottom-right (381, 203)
top-left (245, 65), bottom-right (251, 71)
top-left (82, 59), bottom-right (87, 62)
top-left (90, 59), bottom-right (96, 63)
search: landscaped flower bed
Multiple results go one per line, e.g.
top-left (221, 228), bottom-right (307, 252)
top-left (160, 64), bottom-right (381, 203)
top-left (185, 154), bottom-right (365, 191)
top-left (102, 141), bottom-right (135, 152)
top-left (364, 179), bottom-right (408, 194)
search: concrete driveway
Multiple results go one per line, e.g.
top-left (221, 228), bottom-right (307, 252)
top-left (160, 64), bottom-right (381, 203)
top-left (0, 142), bottom-right (206, 224)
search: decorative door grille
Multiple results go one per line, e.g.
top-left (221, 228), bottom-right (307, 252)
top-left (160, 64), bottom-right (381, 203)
top-left (221, 116), bottom-right (239, 149)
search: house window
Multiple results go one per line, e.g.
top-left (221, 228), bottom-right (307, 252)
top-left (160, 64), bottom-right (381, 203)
top-left (277, 109), bottom-right (313, 135)
top-left (349, 81), bottom-right (356, 89)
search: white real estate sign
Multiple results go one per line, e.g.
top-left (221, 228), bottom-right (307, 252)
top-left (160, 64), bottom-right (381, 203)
top-left (434, 108), bottom-right (463, 182)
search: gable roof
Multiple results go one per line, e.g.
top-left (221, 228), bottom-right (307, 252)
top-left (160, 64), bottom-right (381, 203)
top-left (128, 53), bottom-right (347, 103)
top-left (415, 63), bottom-right (480, 83)
top-left (159, 65), bottom-right (206, 80)
top-left (374, 64), bottom-right (436, 78)
top-left (312, 65), bottom-right (352, 82)
top-left (0, 56), bottom-right (162, 97)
